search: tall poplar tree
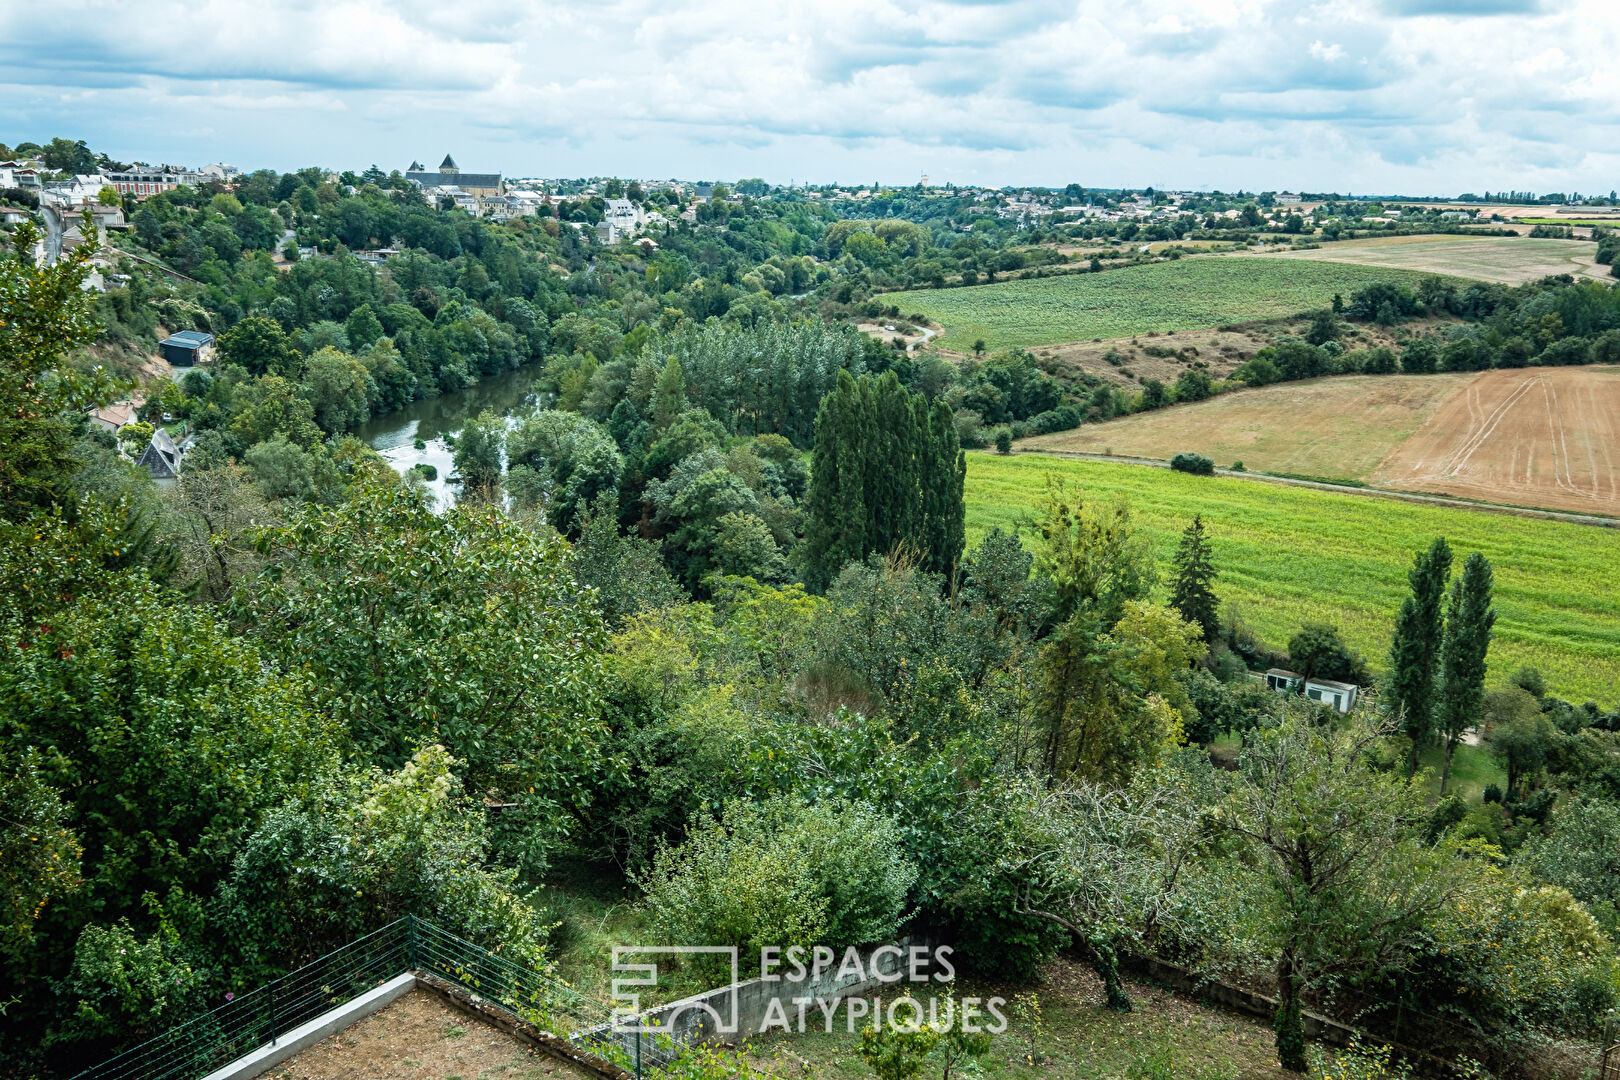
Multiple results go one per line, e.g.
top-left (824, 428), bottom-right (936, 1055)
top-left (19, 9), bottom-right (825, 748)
top-left (801, 371), bottom-right (964, 591)
top-left (1437, 552), bottom-right (1495, 794)
top-left (1169, 515), bottom-right (1219, 645)
top-left (1388, 537), bottom-right (1452, 777)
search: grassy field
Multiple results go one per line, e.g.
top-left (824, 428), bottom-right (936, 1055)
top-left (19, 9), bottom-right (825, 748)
top-left (1515, 217), bottom-right (1620, 227)
top-left (1262, 234), bottom-right (1605, 285)
top-left (1021, 374), bottom-right (1472, 481)
top-left (886, 258), bottom-right (1427, 352)
top-left (964, 453), bottom-right (1620, 705)
top-left (742, 957), bottom-right (1290, 1080)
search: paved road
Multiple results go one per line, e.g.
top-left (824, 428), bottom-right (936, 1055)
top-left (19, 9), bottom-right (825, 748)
top-left (1009, 448), bottom-right (1620, 530)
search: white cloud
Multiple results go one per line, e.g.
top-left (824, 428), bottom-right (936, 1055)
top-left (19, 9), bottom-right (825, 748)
top-left (1, 0), bottom-right (1617, 192)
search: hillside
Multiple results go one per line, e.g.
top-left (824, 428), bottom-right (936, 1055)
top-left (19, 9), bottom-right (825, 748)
top-left (963, 452), bottom-right (1620, 704)
top-left (885, 258), bottom-right (1431, 352)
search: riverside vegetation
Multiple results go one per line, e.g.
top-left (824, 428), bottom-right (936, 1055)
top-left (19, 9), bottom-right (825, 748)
top-left (4, 172), bottom-right (1620, 1080)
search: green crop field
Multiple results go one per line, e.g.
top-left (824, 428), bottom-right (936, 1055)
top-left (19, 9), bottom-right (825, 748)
top-left (1516, 217), bottom-right (1620, 227)
top-left (964, 452), bottom-right (1620, 705)
top-left (887, 257), bottom-right (1428, 352)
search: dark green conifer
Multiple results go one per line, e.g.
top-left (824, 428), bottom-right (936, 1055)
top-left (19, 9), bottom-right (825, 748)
top-left (1389, 537), bottom-right (1452, 777)
top-left (1437, 551), bottom-right (1495, 794)
top-left (1169, 515), bottom-right (1220, 644)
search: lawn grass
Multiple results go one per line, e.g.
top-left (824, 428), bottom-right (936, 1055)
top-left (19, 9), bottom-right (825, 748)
top-left (741, 958), bottom-right (1287, 1080)
top-left (964, 452), bottom-right (1620, 705)
top-left (885, 258), bottom-right (1428, 352)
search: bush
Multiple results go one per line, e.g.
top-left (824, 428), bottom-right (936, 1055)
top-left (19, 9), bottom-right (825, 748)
top-left (1538, 336), bottom-right (1591, 366)
top-left (1029, 405), bottom-right (1083, 434)
top-left (409, 462), bottom-right (438, 481)
top-left (1170, 452), bottom-right (1214, 476)
top-left (994, 430), bottom-right (1012, 454)
top-left (641, 797), bottom-right (916, 972)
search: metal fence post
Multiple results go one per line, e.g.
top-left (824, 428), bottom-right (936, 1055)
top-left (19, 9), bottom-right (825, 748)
top-left (405, 916), bottom-right (417, 972)
top-left (635, 1028), bottom-right (642, 1080)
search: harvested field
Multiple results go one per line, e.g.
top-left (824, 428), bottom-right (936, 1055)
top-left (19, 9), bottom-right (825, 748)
top-left (1021, 374), bottom-right (1472, 478)
top-left (1372, 367), bottom-right (1620, 516)
top-left (1259, 234), bottom-right (1607, 284)
top-left (265, 989), bottom-right (588, 1080)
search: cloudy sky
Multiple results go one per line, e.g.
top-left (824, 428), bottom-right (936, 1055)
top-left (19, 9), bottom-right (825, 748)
top-left (3, 0), bottom-right (1617, 194)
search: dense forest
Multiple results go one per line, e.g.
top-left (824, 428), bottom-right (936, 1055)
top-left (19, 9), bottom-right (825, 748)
top-left (4, 152), bottom-right (1620, 1079)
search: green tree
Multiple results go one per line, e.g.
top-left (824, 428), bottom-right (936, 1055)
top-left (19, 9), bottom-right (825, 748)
top-left (1388, 538), bottom-right (1452, 777)
top-left (711, 510), bottom-right (787, 581)
top-left (0, 747), bottom-right (82, 953)
top-left (1482, 687), bottom-right (1551, 797)
top-left (301, 346), bottom-right (373, 433)
top-left (1215, 711), bottom-right (1469, 1072)
top-left (1287, 623), bottom-right (1367, 684)
top-left (802, 371), bottom-right (963, 591)
top-left (994, 773), bottom-right (1203, 1012)
top-left (1168, 515), bottom-right (1219, 645)
top-left (1437, 552), bottom-right (1495, 794)
top-left (217, 315), bottom-right (301, 377)
top-left (569, 491), bottom-right (684, 628)
top-left (0, 220), bottom-right (111, 520)
top-left (651, 355), bottom-right (688, 430)
top-left (1519, 799), bottom-right (1620, 933)
top-left (452, 409), bottom-right (505, 497)
top-left (343, 303), bottom-right (385, 349)
top-left (505, 409), bottom-right (623, 534)
top-left (239, 482), bottom-right (610, 873)
top-left (215, 745), bottom-right (550, 977)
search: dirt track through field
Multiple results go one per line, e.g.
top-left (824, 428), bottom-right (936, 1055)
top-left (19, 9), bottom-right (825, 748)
top-left (1373, 367), bottom-right (1620, 514)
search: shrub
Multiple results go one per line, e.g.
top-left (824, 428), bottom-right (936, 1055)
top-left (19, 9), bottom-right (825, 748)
top-left (641, 797), bottom-right (916, 972)
top-left (1538, 336), bottom-right (1591, 366)
top-left (1029, 405), bottom-right (1083, 435)
top-left (995, 430), bottom-right (1012, 454)
top-left (1170, 452), bottom-right (1214, 476)
top-left (409, 462), bottom-right (438, 481)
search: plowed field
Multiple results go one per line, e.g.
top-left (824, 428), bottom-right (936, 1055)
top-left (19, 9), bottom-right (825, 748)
top-left (1372, 367), bottom-right (1620, 515)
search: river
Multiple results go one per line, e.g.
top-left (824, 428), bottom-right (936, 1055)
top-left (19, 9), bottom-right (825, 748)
top-left (356, 363), bottom-right (548, 508)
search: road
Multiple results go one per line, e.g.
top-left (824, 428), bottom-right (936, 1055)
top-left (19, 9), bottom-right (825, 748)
top-left (1009, 449), bottom-right (1620, 530)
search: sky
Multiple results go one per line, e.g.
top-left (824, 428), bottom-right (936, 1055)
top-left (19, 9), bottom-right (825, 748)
top-left (3, 0), bottom-right (1618, 196)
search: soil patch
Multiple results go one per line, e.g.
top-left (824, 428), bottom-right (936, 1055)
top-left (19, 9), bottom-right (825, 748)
top-left (1372, 366), bottom-right (1620, 515)
top-left (264, 989), bottom-right (591, 1080)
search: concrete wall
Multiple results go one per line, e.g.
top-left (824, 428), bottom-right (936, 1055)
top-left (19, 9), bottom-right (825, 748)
top-left (617, 936), bottom-right (944, 1045)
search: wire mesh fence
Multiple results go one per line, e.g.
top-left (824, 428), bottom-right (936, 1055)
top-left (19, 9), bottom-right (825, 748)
top-left (71, 916), bottom-right (683, 1080)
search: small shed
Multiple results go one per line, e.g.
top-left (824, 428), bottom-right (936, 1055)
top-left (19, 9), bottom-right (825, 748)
top-left (1264, 668), bottom-right (1303, 693)
top-left (158, 330), bottom-right (214, 366)
top-left (136, 429), bottom-right (183, 479)
top-left (1305, 678), bottom-right (1359, 714)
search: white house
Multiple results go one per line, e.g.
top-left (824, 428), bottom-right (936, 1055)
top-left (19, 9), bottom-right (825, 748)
top-left (603, 198), bottom-right (643, 235)
top-left (1304, 678), bottom-right (1359, 713)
